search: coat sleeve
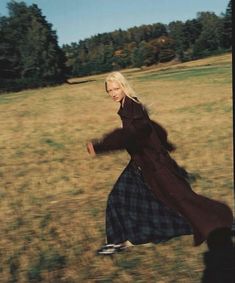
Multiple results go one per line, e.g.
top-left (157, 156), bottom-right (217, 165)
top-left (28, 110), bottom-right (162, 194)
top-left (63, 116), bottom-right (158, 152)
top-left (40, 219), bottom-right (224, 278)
top-left (92, 117), bottom-right (152, 154)
top-left (92, 128), bottom-right (130, 154)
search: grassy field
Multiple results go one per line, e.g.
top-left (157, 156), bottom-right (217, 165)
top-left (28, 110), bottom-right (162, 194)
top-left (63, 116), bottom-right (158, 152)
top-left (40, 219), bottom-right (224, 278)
top-left (0, 53), bottom-right (233, 282)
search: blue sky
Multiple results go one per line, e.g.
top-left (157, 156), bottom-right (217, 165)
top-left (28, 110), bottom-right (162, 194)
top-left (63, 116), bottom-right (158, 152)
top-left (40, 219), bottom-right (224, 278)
top-left (0, 0), bottom-right (229, 46)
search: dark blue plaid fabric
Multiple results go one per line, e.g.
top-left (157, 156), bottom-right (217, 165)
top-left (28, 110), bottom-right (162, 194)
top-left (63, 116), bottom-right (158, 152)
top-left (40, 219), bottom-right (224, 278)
top-left (106, 163), bottom-right (193, 245)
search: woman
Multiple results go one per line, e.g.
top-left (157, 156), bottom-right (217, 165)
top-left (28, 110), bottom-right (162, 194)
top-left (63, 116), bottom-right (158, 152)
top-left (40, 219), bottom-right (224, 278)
top-left (87, 71), bottom-right (233, 255)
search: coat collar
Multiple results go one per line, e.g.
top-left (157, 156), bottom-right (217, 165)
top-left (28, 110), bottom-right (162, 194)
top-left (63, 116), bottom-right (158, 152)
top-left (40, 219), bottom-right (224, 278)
top-left (117, 96), bottom-right (143, 119)
top-left (117, 96), bottom-right (133, 118)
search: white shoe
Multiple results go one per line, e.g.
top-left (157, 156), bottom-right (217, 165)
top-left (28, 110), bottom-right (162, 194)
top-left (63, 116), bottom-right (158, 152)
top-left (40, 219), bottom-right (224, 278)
top-left (96, 243), bottom-right (128, 255)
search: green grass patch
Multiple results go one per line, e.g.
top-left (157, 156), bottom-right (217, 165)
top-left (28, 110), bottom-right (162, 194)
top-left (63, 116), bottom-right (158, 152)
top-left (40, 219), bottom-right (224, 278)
top-left (0, 90), bottom-right (34, 104)
top-left (116, 257), bottom-right (141, 269)
top-left (138, 65), bottom-right (231, 82)
top-left (8, 253), bottom-right (20, 283)
top-left (176, 100), bottom-right (230, 114)
top-left (9, 216), bottom-right (25, 230)
top-left (40, 212), bottom-right (52, 229)
top-left (42, 138), bottom-right (65, 149)
top-left (27, 250), bottom-right (66, 282)
top-left (67, 188), bottom-right (84, 195)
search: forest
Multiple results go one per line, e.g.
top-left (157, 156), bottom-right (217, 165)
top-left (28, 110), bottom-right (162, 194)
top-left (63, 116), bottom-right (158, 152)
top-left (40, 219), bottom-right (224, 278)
top-left (0, 0), bottom-right (232, 93)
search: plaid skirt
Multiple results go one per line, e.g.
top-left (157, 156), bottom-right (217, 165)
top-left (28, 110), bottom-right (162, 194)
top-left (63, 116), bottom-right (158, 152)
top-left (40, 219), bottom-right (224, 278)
top-left (106, 162), bottom-right (193, 245)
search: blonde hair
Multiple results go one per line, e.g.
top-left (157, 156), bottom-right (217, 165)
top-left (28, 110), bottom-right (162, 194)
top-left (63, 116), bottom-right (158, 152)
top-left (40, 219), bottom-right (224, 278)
top-left (105, 71), bottom-right (140, 103)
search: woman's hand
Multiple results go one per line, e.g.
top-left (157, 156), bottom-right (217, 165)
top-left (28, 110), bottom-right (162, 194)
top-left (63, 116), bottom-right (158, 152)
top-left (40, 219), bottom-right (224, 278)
top-left (87, 142), bottom-right (96, 156)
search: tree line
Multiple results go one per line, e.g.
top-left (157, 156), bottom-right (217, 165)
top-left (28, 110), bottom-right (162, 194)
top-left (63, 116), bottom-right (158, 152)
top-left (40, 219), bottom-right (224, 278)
top-left (63, 0), bottom-right (231, 77)
top-left (0, 0), bottom-right (232, 93)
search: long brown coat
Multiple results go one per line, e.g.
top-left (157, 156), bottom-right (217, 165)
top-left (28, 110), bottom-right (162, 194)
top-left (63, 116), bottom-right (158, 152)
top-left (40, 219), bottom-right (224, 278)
top-left (93, 96), bottom-right (233, 246)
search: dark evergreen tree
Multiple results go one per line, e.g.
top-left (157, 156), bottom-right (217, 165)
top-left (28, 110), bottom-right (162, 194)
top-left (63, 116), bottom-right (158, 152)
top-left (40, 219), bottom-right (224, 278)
top-left (221, 0), bottom-right (232, 49)
top-left (0, 16), bottom-right (21, 79)
top-left (168, 19), bottom-right (202, 61)
top-left (168, 21), bottom-right (186, 60)
top-left (193, 12), bottom-right (224, 58)
top-left (131, 46), bottom-right (144, 68)
top-left (0, 1), bottom-right (66, 92)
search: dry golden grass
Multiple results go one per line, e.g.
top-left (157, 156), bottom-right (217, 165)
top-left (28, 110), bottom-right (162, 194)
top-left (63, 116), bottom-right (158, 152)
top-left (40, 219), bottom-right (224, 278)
top-left (0, 53), bottom-right (233, 282)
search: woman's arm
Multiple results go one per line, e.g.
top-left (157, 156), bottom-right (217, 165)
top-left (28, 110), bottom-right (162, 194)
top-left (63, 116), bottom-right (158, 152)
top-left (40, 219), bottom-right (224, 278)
top-left (91, 128), bottom-right (131, 154)
top-left (89, 118), bottom-right (152, 155)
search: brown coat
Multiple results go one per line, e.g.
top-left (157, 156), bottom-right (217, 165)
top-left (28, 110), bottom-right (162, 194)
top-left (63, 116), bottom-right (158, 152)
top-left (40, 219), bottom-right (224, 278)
top-left (93, 96), bottom-right (233, 246)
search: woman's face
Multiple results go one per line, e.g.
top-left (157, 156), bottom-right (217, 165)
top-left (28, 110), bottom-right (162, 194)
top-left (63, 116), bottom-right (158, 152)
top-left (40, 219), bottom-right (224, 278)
top-left (106, 81), bottom-right (126, 103)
